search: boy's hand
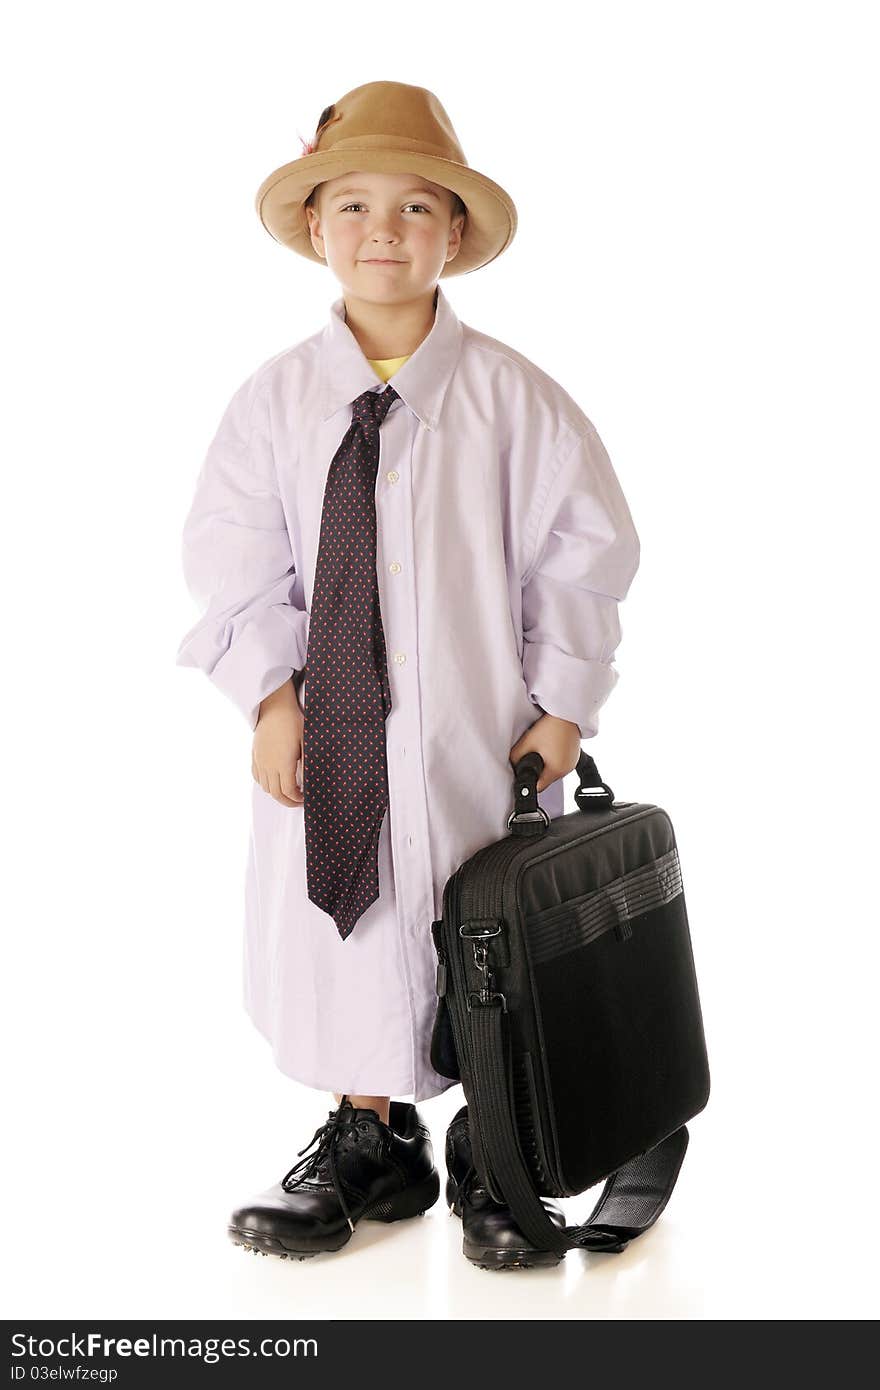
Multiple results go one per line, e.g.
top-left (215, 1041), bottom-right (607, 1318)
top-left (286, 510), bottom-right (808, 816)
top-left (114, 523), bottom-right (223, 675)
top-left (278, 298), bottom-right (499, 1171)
top-left (509, 713), bottom-right (582, 793)
top-left (253, 680), bottom-right (304, 807)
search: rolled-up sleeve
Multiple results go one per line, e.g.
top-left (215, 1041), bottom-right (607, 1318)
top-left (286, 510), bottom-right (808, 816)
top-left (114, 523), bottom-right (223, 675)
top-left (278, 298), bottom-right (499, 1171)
top-left (175, 370), bottom-right (309, 731)
top-left (521, 423), bottom-right (640, 739)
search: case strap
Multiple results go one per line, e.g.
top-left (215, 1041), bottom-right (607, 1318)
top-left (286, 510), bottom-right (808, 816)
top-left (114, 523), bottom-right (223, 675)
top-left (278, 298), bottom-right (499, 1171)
top-left (467, 1000), bottom-right (689, 1255)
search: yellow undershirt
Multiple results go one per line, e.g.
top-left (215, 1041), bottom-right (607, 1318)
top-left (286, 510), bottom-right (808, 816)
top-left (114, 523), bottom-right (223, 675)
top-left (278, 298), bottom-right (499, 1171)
top-left (366, 354), bottom-right (411, 382)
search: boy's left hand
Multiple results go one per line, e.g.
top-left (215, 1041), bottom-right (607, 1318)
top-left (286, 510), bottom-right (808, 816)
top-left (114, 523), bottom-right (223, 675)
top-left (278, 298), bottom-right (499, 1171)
top-left (509, 713), bottom-right (582, 792)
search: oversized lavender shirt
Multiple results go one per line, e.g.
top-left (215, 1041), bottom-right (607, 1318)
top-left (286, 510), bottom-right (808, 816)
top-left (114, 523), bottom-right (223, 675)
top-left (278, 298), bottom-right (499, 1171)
top-left (175, 285), bottom-right (641, 1103)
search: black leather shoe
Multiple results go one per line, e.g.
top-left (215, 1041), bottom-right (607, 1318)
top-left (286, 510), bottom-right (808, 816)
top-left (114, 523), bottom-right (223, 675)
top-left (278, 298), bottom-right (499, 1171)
top-left (445, 1104), bottom-right (567, 1269)
top-left (229, 1097), bottom-right (440, 1259)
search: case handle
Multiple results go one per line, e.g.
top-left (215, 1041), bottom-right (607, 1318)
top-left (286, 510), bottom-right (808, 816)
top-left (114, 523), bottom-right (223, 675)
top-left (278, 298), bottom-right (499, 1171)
top-left (508, 750), bottom-right (614, 834)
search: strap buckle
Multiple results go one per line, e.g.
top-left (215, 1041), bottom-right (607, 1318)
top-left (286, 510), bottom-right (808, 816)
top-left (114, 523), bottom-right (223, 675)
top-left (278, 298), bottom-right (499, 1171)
top-left (458, 920), bottom-right (502, 939)
top-left (463, 930), bottom-right (506, 1011)
top-left (507, 806), bottom-right (550, 830)
top-left (466, 991), bottom-right (507, 1012)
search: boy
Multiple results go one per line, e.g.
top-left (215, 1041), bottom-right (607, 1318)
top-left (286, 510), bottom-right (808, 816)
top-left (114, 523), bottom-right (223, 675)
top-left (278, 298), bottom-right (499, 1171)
top-left (176, 81), bottom-right (640, 1267)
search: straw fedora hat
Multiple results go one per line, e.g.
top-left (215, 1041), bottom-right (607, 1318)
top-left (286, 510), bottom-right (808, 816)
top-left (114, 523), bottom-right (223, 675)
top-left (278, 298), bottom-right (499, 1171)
top-left (255, 81), bottom-right (517, 277)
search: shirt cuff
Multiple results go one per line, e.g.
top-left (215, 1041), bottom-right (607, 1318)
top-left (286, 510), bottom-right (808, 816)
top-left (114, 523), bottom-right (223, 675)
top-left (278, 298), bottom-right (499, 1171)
top-left (177, 605), bottom-right (309, 731)
top-left (523, 640), bottom-right (619, 740)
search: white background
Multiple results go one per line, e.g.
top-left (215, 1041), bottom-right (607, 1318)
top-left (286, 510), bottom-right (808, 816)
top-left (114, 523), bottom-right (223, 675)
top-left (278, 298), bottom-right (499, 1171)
top-left (3, 0), bottom-right (877, 1321)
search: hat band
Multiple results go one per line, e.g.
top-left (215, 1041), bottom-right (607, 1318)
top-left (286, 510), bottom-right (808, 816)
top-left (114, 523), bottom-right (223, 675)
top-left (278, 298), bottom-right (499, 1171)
top-left (322, 133), bottom-right (465, 161)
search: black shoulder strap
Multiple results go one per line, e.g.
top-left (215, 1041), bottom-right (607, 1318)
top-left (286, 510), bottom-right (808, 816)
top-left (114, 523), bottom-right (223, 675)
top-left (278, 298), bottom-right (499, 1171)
top-left (466, 1000), bottom-right (689, 1255)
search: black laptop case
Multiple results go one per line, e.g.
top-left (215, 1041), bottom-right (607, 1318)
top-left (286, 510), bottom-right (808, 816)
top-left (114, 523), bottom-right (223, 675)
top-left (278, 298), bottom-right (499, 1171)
top-left (430, 749), bottom-right (710, 1255)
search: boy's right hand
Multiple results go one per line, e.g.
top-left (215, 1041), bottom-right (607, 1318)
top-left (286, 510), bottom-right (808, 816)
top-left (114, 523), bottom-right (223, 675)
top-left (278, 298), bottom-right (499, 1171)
top-left (252, 680), bottom-right (304, 807)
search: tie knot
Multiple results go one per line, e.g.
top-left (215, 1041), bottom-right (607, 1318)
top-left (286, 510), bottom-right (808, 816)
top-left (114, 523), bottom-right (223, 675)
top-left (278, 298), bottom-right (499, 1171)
top-left (351, 385), bottom-right (399, 428)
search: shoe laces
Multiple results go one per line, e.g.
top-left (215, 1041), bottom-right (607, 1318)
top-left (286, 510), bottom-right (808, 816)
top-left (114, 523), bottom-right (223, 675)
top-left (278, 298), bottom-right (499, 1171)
top-left (280, 1096), bottom-right (366, 1232)
top-left (458, 1162), bottom-right (490, 1203)
top-left (447, 1113), bottom-right (489, 1201)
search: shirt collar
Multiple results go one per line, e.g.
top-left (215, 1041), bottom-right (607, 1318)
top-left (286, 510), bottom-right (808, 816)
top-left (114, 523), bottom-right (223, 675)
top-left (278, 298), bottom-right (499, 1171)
top-left (319, 284), bottom-right (463, 432)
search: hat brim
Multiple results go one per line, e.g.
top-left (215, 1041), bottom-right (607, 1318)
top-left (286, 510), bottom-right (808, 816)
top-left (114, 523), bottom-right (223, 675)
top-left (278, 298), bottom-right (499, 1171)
top-left (255, 148), bottom-right (517, 277)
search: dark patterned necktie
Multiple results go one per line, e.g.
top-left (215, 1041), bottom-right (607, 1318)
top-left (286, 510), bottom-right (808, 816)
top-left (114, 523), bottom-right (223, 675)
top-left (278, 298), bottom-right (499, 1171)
top-left (303, 384), bottom-right (399, 940)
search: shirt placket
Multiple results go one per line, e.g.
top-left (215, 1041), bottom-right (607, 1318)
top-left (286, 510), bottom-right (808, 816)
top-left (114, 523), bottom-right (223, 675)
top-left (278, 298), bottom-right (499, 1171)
top-left (375, 403), bottom-right (438, 1099)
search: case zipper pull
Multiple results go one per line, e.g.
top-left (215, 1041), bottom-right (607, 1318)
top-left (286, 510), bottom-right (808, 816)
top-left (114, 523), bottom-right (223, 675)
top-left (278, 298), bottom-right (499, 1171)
top-left (435, 945), bottom-right (447, 998)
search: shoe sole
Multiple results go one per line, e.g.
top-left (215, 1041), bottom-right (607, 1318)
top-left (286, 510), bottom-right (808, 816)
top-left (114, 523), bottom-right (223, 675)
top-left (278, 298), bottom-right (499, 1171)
top-left (448, 1195), bottom-right (565, 1270)
top-left (462, 1236), bottom-right (564, 1271)
top-left (228, 1170), bottom-right (441, 1260)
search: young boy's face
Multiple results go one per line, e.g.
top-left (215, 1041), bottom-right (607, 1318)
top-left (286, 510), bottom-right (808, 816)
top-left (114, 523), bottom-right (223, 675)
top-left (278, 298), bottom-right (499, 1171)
top-left (305, 170), bottom-right (464, 301)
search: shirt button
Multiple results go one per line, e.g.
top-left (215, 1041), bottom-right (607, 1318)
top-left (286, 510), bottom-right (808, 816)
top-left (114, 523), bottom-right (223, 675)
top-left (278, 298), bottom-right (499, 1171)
top-left (393, 652), bottom-right (406, 664)
top-left (386, 470), bottom-right (399, 483)
top-left (389, 561), bottom-right (401, 574)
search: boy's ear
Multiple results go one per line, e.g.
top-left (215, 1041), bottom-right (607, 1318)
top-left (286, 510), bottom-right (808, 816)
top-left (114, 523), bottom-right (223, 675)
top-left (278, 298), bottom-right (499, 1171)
top-left (305, 208), bottom-right (325, 259)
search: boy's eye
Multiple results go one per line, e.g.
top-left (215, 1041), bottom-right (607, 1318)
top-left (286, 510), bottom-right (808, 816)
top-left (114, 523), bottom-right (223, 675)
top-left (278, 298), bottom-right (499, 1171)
top-left (340, 203), bottom-right (430, 214)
